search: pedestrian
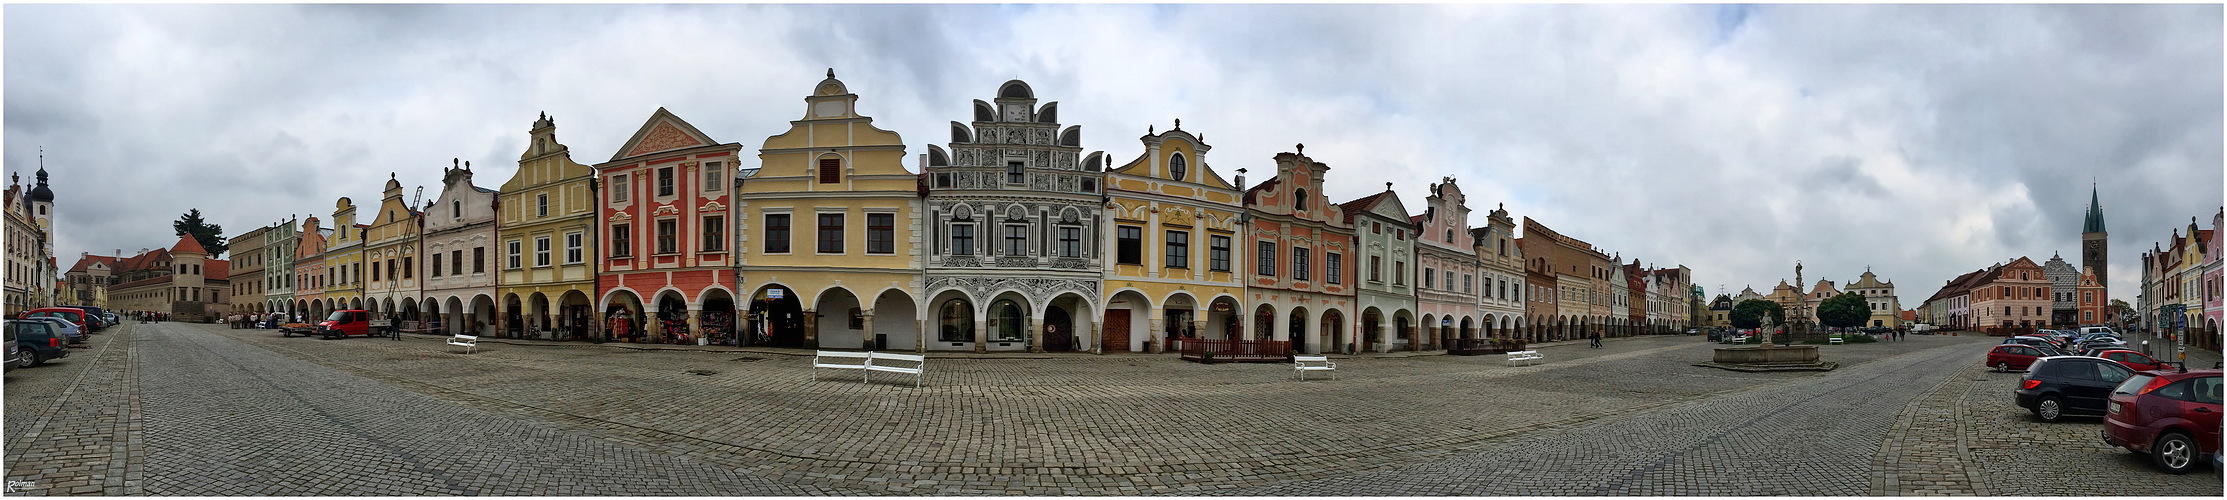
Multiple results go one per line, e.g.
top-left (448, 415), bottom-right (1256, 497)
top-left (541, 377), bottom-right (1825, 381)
top-left (1589, 330), bottom-right (1602, 348)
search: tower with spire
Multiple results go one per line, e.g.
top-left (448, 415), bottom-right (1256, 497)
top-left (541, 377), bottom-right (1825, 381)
top-left (2078, 184), bottom-right (2110, 326)
top-left (28, 148), bottom-right (56, 259)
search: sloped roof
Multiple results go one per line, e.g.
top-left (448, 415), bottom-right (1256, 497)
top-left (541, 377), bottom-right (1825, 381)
top-left (67, 255), bottom-right (118, 274)
top-left (1242, 176), bottom-right (1282, 205)
top-left (1335, 191), bottom-right (1393, 224)
top-left (171, 234), bottom-right (208, 254)
top-left (204, 259), bottom-right (229, 280)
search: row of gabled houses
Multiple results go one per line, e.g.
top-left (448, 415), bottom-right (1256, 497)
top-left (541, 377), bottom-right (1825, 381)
top-left (2135, 207), bottom-right (2222, 351)
top-left (61, 71), bottom-right (1696, 354)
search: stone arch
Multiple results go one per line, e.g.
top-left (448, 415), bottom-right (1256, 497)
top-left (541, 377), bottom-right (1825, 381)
top-left (929, 288), bottom-right (979, 351)
top-left (814, 286), bottom-right (864, 349)
top-left (1045, 291), bottom-right (1095, 352)
top-left (984, 290), bottom-right (1033, 351)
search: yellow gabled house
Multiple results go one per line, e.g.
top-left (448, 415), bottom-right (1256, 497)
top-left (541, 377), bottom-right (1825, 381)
top-left (736, 70), bottom-right (924, 350)
top-left (1100, 122), bottom-right (1246, 353)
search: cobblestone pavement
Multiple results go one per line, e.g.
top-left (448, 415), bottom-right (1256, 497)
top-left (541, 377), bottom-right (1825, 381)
top-left (1958, 350), bottom-right (2221, 496)
top-left (12, 324), bottom-right (2217, 495)
top-left (3, 322), bottom-right (142, 496)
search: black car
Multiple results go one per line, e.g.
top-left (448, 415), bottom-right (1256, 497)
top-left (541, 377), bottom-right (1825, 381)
top-left (2014, 355), bottom-right (2135, 423)
top-left (8, 320), bottom-right (70, 368)
top-left (1707, 330), bottom-right (1724, 342)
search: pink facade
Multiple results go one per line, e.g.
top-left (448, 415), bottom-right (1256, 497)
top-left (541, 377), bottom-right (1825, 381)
top-left (594, 108), bottom-right (743, 343)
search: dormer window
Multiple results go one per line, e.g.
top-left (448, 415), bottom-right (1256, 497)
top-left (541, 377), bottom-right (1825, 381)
top-left (1168, 153), bottom-right (1187, 181)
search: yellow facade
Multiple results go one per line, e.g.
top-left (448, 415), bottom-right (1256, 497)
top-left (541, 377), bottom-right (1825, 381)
top-left (735, 72), bottom-right (924, 350)
top-left (1101, 126), bottom-right (1245, 351)
top-left (498, 114), bottom-right (599, 335)
top-left (323, 196), bottom-right (364, 312)
top-left (363, 176), bottom-right (422, 315)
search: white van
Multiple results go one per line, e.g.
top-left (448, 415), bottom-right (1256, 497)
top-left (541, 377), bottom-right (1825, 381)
top-left (2079, 326), bottom-right (2121, 337)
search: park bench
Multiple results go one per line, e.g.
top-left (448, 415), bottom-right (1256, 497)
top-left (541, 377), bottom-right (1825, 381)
top-left (447, 334), bottom-right (479, 354)
top-left (1828, 334), bottom-right (1845, 345)
top-left (864, 352), bottom-right (927, 387)
top-left (1293, 355), bottom-right (1337, 380)
top-left (1506, 350), bottom-right (1545, 367)
top-left (812, 350), bottom-right (874, 381)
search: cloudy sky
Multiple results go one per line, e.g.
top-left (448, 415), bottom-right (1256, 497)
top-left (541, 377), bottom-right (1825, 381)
top-left (6, 4), bottom-right (2220, 308)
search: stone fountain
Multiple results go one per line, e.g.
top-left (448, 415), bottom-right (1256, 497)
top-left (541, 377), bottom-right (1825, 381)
top-left (1697, 261), bottom-right (1837, 372)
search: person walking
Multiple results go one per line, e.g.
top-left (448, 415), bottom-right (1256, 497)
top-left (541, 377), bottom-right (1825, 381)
top-left (1589, 330), bottom-right (1603, 348)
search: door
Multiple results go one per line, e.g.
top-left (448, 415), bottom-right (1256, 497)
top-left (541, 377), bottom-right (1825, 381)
top-left (1102, 310), bottom-right (1129, 352)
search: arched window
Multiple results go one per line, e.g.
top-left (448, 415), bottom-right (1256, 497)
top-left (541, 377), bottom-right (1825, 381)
top-left (991, 299), bottom-right (1025, 341)
top-left (1294, 188), bottom-right (1309, 211)
top-left (1168, 153), bottom-right (1187, 181)
top-left (938, 299), bottom-right (973, 342)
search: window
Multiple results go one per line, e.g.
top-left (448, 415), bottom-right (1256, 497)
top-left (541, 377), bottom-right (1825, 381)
top-left (951, 224), bottom-right (975, 256)
top-left (1116, 226), bottom-right (1142, 265)
top-left (1294, 188), bottom-right (1309, 211)
top-left (432, 253), bottom-right (443, 276)
top-left (565, 232), bottom-right (583, 264)
top-left (507, 240), bottom-right (523, 269)
top-left (936, 173), bottom-right (952, 188)
top-left (938, 299), bottom-right (974, 342)
top-left (1007, 161), bottom-right (1025, 184)
top-left (612, 174), bottom-right (629, 202)
top-left (867, 213), bottom-right (894, 254)
top-left (655, 219), bottom-right (679, 254)
top-left (1003, 225), bottom-right (1028, 256)
top-left (702, 216), bottom-right (725, 252)
top-left (536, 194), bottom-right (549, 217)
top-left (1326, 252), bottom-right (1342, 284)
top-left (1394, 262), bottom-right (1405, 285)
top-left (705, 161), bottom-right (724, 192)
top-left (1080, 178), bottom-right (1096, 193)
top-left (817, 213), bottom-right (844, 253)
top-left (534, 236), bottom-right (552, 267)
top-left (1293, 247), bottom-right (1310, 281)
top-left (1209, 235), bottom-right (1231, 272)
top-left (1060, 227), bottom-right (1082, 258)
top-left (1165, 230), bottom-right (1189, 269)
top-left (764, 214), bottom-right (790, 253)
top-left (402, 257), bottom-right (412, 279)
top-left (610, 224), bottom-right (631, 258)
top-left (1464, 274), bottom-right (1473, 294)
top-left (656, 168), bottom-right (675, 197)
top-left (371, 261), bottom-right (381, 281)
top-left (1258, 242), bottom-right (1277, 276)
top-left (453, 200), bottom-right (462, 220)
top-left (1446, 271), bottom-right (1456, 291)
top-left (1424, 268), bottom-right (1435, 288)
top-left (1370, 256), bottom-right (1382, 282)
top-left (818, 158), bottom-right (840, 184)
top-left (1168, 153), bottom-right (1187, 180)
top-left (452, 250), bottom-right (464, 275)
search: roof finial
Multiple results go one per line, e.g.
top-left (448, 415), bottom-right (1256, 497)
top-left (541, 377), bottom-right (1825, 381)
top-left (827, 67), bottom-right (835, 78)
top-left (1296, 143), bottom-right (1304, 154)
top-left (1173, 118), bottom-right (1181, 131)
top-left (1147, 125), bottom-right (1154, 134)
top-left (1385, 182), bottom-right (1392, 192)
top-left (464, 160), bottom-right (470, 170)
top-left (453, 158), bottom-right (460, 168)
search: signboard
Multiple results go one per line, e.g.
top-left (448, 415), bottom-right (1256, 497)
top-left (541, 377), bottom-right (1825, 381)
top-left (767, 289), bottom-right (785, 299)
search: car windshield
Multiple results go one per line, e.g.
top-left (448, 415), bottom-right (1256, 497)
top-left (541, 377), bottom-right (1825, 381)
top-left (326, 311), bottom-right (351, 322)
top-left (2114, 373), bottom-right (2156, 396)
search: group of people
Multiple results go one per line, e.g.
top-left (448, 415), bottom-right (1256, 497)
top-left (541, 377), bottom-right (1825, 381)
top-left (130, 310), bottom-right (169, 323)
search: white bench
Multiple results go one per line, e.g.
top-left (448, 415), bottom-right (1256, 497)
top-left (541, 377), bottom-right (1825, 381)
top-left (448, 334), bottom-right (479, 354)
top-left (812, 350), bottom-right (873, 380)
top-left (1293, 355), bottom-right (1336, 380)
top-left (1507, 350), bottom-right (1544, 367)
top-left (864, 352), bottom-right (927, 387)
top-left (1828, 334), bottom-right (1845, 345)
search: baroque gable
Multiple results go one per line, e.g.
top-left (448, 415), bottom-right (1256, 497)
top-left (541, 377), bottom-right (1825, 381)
top-left (610, 107), bottom-right (720, 162)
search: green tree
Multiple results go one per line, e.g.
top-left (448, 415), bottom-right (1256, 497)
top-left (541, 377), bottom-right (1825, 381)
top-left (1816, 292), bottom-right (1873, 329)
top-left (1729, 299), bottom-right (1785, 329)
top-left (173, 209), bottom-right (228, 258)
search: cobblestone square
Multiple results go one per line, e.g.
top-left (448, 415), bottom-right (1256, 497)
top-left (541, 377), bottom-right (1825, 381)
top-left (4, 322), bottom-right (2220, 495)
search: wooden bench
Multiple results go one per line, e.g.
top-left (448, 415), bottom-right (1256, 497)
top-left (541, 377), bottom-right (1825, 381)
top-left (448, 334), bottom-right (479, 354)
top-left (1506, 350), bottom-right (1544, 367)
top-left (864, 352), bottom-right (927, 387)
top-left (1293, 355), bottom-right (1336, 380)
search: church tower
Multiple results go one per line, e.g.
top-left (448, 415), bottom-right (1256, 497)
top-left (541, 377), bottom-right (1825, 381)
top-left (2082, 184), bottom-right (2108, 284)
top-left (27, 152), bottom-right (55, 258)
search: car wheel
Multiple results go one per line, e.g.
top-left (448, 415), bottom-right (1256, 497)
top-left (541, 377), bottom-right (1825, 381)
top-left (2034, 396), bottom-right (2064, 422)
top-left (1995, 362), bottom-right (2010, 373)
top-left (2153, 432), bottom-right (2198, 474)
top-left (17, 353), bottom-right (36, 369)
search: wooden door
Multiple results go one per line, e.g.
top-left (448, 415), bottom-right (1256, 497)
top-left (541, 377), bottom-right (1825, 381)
top-left (1103, 310), bottom-right (1130, 352)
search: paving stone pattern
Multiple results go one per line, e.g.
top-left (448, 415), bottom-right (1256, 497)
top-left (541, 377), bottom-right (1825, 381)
top-left (2, 323), bottom-right (142, 496)
top-left (131, 322), bottom-right (809, 495)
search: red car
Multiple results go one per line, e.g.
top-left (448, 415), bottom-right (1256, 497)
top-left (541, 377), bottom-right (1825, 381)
top-left (2103, 369), bottom-right (2221, 474)
top-left (2093, 349), bottom-right (2168, 371)
top-left (1987, 344), bottom-right (2050, 372)
top-left (18, 307), bottom-right (91, 331)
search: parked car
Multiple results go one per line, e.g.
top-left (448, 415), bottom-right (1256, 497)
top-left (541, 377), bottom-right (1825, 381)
top-left (8, 320), bottom-right (69, 368)
top-left (1988, 344), bottom-right (2053, 372)
top-left (54, 305), bottom-right (109, 330)
top-left (2004, 336), bottom-right (2063, 350)
top-left (2092, 349), bottom-right (2170, 372)
top-left (101, 312), bottom-right (119, 327)
top-left (1707, 330), bottom-right (1724, 342)
top-left (2103, 369), bottom-right (2222, 474)
top-left (22, 317), bottom-right (85, 345)
top-left (17, 307), bottom-right (91, 332)
top-left (2077, 339), bottom-right (2130, 353)
top-left (2016, 356), bottom-right (2136, 422)
top-left (4, 323), bottom-right (18, 372)
top-left (317, 310), bottom-right (375, 339)
top-left (2081, 326), bottom-right (2123, 338)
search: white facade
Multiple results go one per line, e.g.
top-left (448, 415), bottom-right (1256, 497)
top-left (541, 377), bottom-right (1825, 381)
top-left (423, 163), bottom-right (501, 335)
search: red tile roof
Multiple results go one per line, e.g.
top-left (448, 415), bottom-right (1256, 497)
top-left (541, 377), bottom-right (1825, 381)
top-left (1336, 191), bottom-right (1393, 224)
top-left (66, 255), bottom-right (119, 274)
top-left (204, 259), bottom-right (229, 280)
top-left (171, 234), bottom-right (208, 254)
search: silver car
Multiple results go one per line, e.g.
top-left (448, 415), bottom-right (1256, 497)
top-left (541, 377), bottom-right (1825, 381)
top-left (23, 317), bottom-right (85, 345)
